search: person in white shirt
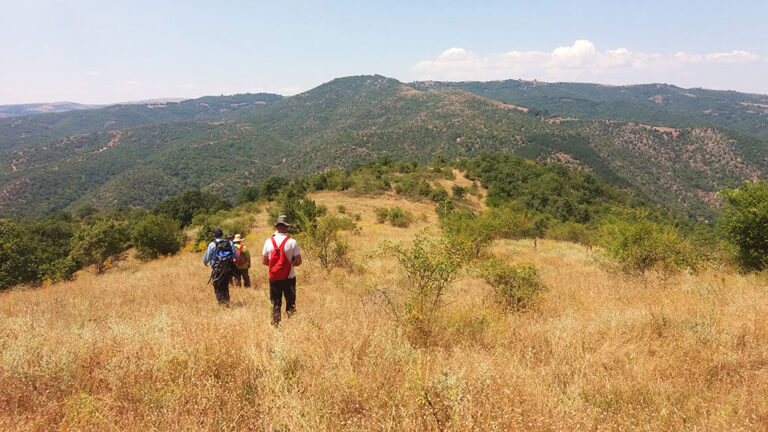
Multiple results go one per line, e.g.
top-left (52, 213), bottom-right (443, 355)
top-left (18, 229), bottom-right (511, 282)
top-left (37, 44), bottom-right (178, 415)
top-left (262, 215), bottom-right (302, 325)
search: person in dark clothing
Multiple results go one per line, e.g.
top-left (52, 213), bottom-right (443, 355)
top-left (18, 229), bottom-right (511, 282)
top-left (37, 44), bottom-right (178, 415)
top-left (262, 215), bottom-right (302, 325)
top-left (203, 227), bottom-right (240, 306)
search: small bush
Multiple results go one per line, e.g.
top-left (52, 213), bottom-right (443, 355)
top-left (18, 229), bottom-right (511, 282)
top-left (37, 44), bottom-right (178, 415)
top-left (440, 208), bottom-right (529, 261)
top-left (300, 215), bottom-right (356, 269)
top-left (546, 221), bottom-right (594, 246)
top-left (336, 204), bottom-right (347, 214)
top-left (376, 238), bottom-right (458, 340)
top-left (220, 215), bottom-right (254, 239)
top-left (452, 185), bottom-right (467, 199)
top-left (441, 211), bottom-right (494, 261)
top-left (599, 216), bottom-right (704, 275)
top-left (478, 257), bottom-right (544, 310)
top-left (375, 207), bottom-right (389, 224)
top-left (132, 214), bottom-right (186, 261)
top-left (429, 187), bottom-right (449, 203)
top-left (387, 207), bottom-right (414, 228)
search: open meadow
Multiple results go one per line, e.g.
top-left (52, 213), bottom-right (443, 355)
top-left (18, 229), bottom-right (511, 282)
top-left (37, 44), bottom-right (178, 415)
top-left (2, 190), bottom-right (768, 431)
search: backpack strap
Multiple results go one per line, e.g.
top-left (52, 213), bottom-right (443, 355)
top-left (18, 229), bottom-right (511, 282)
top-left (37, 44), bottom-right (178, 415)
top-left (271, 237), bottom-right (278, 250)
top-left (278, 236), bottom-right (290, 251)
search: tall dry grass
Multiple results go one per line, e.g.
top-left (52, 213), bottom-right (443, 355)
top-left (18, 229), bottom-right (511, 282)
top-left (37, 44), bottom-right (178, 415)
top-left (1, 191), bottom-right (767, 431)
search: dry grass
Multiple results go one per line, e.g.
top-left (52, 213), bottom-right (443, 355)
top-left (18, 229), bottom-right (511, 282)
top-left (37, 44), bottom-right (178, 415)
top-left (2, 193), bottom-right (768, 431)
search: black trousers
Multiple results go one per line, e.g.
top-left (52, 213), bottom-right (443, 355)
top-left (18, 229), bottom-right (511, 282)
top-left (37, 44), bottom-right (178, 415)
top-left (233, 267), bottom-right (251, 288)
top-left (213, 276), bottom-right (230, 305)
top-left (269, 277), bottom-right (296, 325)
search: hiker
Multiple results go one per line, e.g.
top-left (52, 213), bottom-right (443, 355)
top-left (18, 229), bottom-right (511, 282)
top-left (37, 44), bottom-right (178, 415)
top-left (262, 215), bottom-right (302, 325)
top-left (232, 234), bottom-right (251, 288)
top-left (203, 227), bottom-right (240, 305)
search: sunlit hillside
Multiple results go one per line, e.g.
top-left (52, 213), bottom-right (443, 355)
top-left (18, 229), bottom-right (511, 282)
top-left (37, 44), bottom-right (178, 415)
top-left (2, 183), bottom-right (767, 431)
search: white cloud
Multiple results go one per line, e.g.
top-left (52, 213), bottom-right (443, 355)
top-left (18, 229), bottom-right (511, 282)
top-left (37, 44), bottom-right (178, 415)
top-left (411, 40), bottom-right (764, 90)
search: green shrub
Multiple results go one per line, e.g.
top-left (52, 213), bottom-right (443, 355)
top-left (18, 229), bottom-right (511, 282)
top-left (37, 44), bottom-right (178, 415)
top-left (452, 185), bottom-right (467, 199)
top-left (719, 180), bottom-right (768, 270)
top-left (300, 215), bottom-right (355, 269)
top-left (267, 188), bottom-right (325, 233)
top-left (375, 207), bottom-right (389, 224)
top-left (387, 207), bottom-right (414, 228)
top-left (238, 185), bottom-right (260, 204)
top-left (377, 238), bottom-right (458, 339)
top-left (484, 206), bottom-right (531, 239)
top-left (70, 220), bottom-right (131, 274)
top-left (440, 208), bottom-right (529, 261)
top-left (546, 221), bottom-right (594, 246)
top-left (154, 190), bottom-right (231, 227)
top-left (336, 204), bottom-right (347, 214)
top-left (0, 220), bottom-right (44, 289)
top-left (599, 217), bottom-right (703, 275)
top-left (349, 172), bottom-right (390, 195)
top-left (220, 215), bottom-right (254, 239)
top-left (131, 214), bottom-right (186, 261)
top-left (441, 211), bottom-right (494, 261)
top-left (428, 187), bottom-right (449, 203)
top-left (260, 177), bottom-right (290, 201)
top-left (478, 257), bottom-right (544, 310)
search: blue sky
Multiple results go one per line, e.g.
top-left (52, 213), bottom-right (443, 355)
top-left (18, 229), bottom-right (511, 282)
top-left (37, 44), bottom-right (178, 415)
top-left (1, 0), bottom-right (766, 104)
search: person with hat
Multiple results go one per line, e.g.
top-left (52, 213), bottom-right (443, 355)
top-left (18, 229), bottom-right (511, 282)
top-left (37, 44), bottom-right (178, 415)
top-left (203, 227), bottom-right (240, 305)
top-left (232, 234), bottom-right (251, 288)
top-left (262, 215), bottom-right (302, 325)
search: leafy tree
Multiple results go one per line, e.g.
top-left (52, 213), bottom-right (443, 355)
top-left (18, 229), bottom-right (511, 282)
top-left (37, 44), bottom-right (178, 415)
top-left (268, 186), bottom-right (325, 233)
top-left (238, 185), bottom-right (261, 205)
top-left (131, 214), bottom-right (186, 261)
top-left (720, 180), bottom-right (768, 270)
top-left (0, 220), bottom-right (43, 289)
top-left (153, 190), bottom-right (231, 227)
top-left (260, 177), bottom-right (290, 201)
top-left (70, 220), bottom-right (130, 274)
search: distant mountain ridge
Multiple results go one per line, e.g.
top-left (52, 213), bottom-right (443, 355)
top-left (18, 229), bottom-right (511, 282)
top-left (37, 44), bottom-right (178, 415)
top-left (0, 102), bottom-right (104, 119)
top-left (2, 75), bottom-right (768, 220)
top-left (0, 93), bottom-right (283, 151)
top-left (411, 79), bottom-right (768, 139)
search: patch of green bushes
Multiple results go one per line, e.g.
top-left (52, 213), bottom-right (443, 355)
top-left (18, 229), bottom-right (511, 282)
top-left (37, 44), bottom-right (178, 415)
top-left (478, 257), bottom-right (544, 310)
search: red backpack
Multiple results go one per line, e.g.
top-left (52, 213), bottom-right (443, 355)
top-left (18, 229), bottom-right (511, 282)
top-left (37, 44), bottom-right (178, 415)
top-left (233, 244), bottom-right (245, 266)
top-left (268, 237), bottom-right (292, 280)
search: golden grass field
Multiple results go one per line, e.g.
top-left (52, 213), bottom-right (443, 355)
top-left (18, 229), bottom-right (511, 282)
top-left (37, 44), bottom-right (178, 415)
top-left (2, 189), bottom-right (768, 431)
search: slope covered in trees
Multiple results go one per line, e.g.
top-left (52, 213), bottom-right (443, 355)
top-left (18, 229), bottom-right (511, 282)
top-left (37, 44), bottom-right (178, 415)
top-left (2, 75), bottom-right (768, 219)
top-left (412, 79), bottom-right (768, 139)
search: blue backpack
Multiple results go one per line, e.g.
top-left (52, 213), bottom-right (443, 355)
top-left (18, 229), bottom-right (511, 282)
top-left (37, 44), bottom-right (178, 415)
top-left (211, 239), bottom-right (234, 283)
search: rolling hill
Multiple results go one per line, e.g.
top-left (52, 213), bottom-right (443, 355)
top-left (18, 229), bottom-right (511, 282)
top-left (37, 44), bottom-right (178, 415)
top-left (2, 75), bottom-right (768, 219)
top-left (0, 102), bottom-right (105, 119)
top-left (412, 80), bottom-right (768, 140)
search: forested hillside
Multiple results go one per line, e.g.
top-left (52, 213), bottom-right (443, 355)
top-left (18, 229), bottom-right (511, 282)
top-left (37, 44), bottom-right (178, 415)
top-left (2, 75), bottom-right (768, 219)
top-left (412, 80), bottom-right (768, 139)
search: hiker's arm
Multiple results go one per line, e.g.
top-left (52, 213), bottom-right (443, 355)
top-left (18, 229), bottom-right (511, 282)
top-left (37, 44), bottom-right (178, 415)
top-left (262, 254), bottom-right (270, 266)
top-left (202, 243), bottom-right (213, 267)
top-left (292, 254), bottom-right (302, 267)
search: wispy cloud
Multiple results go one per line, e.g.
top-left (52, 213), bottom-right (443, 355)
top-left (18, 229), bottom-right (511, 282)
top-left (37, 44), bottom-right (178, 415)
top-left (411, 40), bottom-right (763, 88)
